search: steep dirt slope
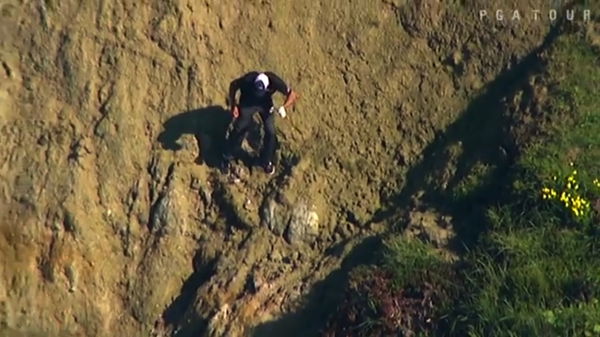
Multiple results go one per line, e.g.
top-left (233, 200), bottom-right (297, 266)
top-left (0, 0), bottom-right (558, 336)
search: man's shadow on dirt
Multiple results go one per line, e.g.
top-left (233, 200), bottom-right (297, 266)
top-left (158, 106), bottom-right (230, 167)
top-left (158, 105), bottom-right (264, 167)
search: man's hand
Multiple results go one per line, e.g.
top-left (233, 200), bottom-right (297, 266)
top-left (231, 105), bottom-right (239, 119)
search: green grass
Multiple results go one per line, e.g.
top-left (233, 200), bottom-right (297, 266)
top-left (382, 236), bottom-right (451, 289)
top-left (453, 227), bottom-right (600, 337)
top-left (445, 31), bottom-right (600, 337)
top-left (449, 161), bottom-right (495, 204)
top-left (521, 36), bottom-right (600, 197)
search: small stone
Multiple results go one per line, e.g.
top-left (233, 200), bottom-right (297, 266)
top-left (261, 198), bottom-right (287, 236)
top-left (270, 248), bottom-right (282, 262)
top-left (65, 264), bottom-right (77, 292)
top-left (190, 177), bottom-right (201, 190)
top-left (231, 165), bottom-right (246, 182)
top-left (291, 251), bottom-right (300, 261)
top-left (63, 211), bottom-right (77, 234)
top-left (247, 272), bottom-right (262, 293)
top-left (471, 78), bottom-right (483, 90)
top-left (37, 133), bottom-right (49, 146)
top-left (333, 232), bottom-right (342, 242)
top-left (51, 222), bottom-right (62, 232)
top-left (451, 50), bottom-right (463, 66)
top-left (199, 185), bottom-right (212, 206)
top-left (335, 222), bottom-right (353, 238)
top-left (2, 61), bottom-right (13, 78)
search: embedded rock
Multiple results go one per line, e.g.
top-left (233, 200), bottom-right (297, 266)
top-left (285, 203), bottom-right (319, 245)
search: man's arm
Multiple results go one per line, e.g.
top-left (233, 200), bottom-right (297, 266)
top-left (228, 77), bottom-right (243, 108)
top-left (228, 76), bottom-right (246, 118)
top-left (267, 72), bottom-right (299, 109)
top-left (282, 89), bottom-right (298, 109)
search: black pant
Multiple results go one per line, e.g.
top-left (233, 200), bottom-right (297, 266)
top-left (224, 105), bottom-right (276, 166)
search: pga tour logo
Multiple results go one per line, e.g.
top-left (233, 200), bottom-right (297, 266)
top-left (479, 8), bottom-right (592, 22)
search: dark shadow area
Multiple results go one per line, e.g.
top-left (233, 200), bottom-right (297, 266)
top-left (158, 106), bottom-right (231, 167)
top-left (251, 236), bottom-right (382, 337)
top-left (162, 250), bottom-right (217, 337)
top-left (370, 21), bottom-right (566, 249)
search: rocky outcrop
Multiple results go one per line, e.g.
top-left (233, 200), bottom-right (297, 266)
top-left (286, 202), bottom-right (319, 245)
top-left (261, 189), bottom-right (321, 245)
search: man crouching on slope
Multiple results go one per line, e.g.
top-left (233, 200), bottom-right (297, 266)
top-left (222, 71), bottom-right (298, 175)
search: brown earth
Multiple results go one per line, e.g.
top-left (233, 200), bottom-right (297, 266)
top-left (0, 0), bottom-right (567, 336)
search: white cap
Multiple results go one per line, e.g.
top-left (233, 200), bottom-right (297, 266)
top-left (254, 73), bottom-right (270, 89)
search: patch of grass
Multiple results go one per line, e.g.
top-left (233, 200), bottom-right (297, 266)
top-left (449, 161), bottom-right (495, 205)
top-left (451, 226), bottom-right (600, 337)
top-left (446, 30), bottom-right (600, 337)
top-left (382, 236), bottom-right (451, 289)
top-left (520, 34), bottom-right (600, 196)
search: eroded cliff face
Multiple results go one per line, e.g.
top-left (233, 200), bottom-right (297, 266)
top-left (0, 0), bottom-right (552, 336)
